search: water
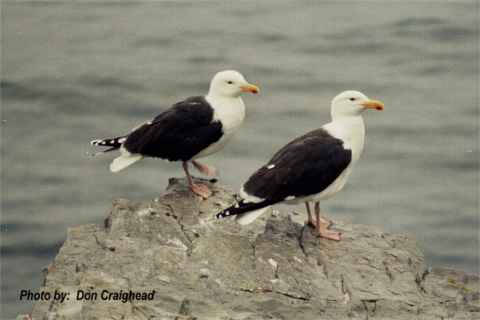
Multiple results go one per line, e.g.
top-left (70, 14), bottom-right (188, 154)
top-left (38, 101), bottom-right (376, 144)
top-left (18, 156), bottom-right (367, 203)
top-left (1, 1), bottom-right (478, 317)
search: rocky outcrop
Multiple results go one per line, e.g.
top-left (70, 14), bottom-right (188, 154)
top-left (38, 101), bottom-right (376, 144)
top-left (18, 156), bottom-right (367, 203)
top-left (19, 178), bottom-right (479, 319)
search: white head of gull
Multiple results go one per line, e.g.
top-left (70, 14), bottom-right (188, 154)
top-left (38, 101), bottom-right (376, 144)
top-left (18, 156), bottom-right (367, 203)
top-left (207, 70), bottom-right (259, 98)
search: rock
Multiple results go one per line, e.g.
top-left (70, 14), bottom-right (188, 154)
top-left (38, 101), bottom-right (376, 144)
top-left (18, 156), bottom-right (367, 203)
top-left (23, 178), bottom-right (479, 319)
top-left (199, 268), bottom-right (210, 279)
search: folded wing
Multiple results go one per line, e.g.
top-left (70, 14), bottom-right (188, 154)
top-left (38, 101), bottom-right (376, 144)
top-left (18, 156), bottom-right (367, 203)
top-left (123, 96), bottom-right (223, 162)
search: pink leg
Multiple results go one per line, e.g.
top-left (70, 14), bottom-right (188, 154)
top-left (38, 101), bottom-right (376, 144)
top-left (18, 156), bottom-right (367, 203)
top-left (305, 202), bottom-right (315, 227)
top-left (319, 216), bottom-right (332, 227)
top-left (191, 160), bottom-right (217, 177)
top-left (314, 202), bottom-right (341, 241)
top-left (305, 202), bottom-right (332, 228)
top-left (182, 162), bottom-right (211, 199)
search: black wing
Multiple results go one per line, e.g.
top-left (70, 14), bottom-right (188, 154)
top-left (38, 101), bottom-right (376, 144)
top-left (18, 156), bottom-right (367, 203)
top-left (216, 128), bottom-right (352, 220)
top-left (244, 128), bottom-right (352, 202)
top-left (123, 96), bottom-right (223, 161)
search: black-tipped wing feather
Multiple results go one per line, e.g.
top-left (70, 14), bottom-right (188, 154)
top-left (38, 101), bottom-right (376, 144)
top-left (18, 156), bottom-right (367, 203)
top-left (123, 96), bottom-right (223, 161)
top-left (216, 198), bottom-right (276, 219)
top-left (216, 129), bottom-right (352, 219)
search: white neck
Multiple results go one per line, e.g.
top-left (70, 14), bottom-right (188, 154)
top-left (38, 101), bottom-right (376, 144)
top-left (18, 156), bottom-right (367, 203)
top-left (205, 94), bottom-right (246, 135)
top-left (205, 92), bottom-right (241, 103)
top-left (323, 115), bottom-right (366, 162)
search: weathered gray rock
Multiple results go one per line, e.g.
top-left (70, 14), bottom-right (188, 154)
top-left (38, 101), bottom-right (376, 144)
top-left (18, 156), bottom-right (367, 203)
top-left (20, 178), bottom-right (479, 320)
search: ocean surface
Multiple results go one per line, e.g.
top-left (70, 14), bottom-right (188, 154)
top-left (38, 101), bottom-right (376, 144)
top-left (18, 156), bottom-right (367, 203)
top-left (1, 1), bottom-right (478, 317)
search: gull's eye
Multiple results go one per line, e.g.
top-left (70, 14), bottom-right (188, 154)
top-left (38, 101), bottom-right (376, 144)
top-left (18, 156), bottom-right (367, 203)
top-left (349, 97), bottom-right (356, 101)
top-left (227, 81), bottom-right (234, 85)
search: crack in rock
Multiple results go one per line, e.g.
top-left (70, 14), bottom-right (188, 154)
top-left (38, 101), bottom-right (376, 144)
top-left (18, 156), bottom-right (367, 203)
top-left (268, 258), bottom-right (279, 279)
top-left (297, 225), bottom-right (308, 257)
top-left (236, 287), bottom-right (310, 301)
top-left (415, 267), bottom-right (431, 294)
top-left (163, 204), bottom-right (195, 256)
top-left (361, 299), bottom-right (378, 320)
top-left (383, 260), bottom-right (394, 282)
top-left (340, 274), bottom-right (351, 304)
top-left (275, 290), bottom-right (311, 301)
top-left (251, 241), bottom-right (257, 272)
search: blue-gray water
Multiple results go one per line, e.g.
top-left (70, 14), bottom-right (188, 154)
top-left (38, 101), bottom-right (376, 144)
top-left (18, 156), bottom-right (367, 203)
top-left (1, 1), bottom-right (478, 317)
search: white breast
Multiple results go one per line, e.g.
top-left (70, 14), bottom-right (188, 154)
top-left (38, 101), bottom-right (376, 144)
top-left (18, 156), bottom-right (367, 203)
top-left (323, 116), bottom-right (366, 162)
top-left (208, 95), bottom-right (246, 134)
top-left (316, 165), bottom-right (353, 200)
top-left (193, 95), bottom-right (246, 159)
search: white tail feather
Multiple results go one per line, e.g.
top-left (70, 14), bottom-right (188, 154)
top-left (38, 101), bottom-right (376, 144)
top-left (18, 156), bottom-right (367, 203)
top-left (235, 206), bottom-right (271, 225)
top-left (110, 154), bottom-right (142, 172)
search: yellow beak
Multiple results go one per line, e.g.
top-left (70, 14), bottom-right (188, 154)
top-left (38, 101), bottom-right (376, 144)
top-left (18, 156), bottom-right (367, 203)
top-left (240, 84), bottom-right (260, 94)
top-left (361, 99), bottom-right (384, 111)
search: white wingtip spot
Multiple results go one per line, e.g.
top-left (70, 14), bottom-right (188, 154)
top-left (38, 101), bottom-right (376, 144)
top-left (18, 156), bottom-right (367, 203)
top-left (267, 164), bottom-right (275, 169)
top-left (118, 137), bottom-right (126, 143)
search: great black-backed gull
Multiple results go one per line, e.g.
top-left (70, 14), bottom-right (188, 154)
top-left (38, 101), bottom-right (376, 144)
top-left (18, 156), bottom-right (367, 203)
top-left (216, 90), bottom-right (384, 240)
top-left (90, 70), bottom-right (259, 199)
